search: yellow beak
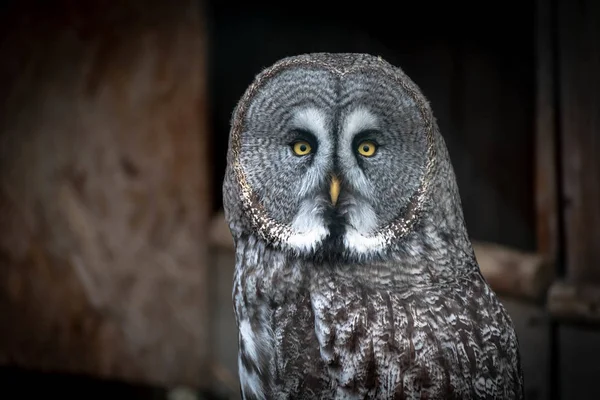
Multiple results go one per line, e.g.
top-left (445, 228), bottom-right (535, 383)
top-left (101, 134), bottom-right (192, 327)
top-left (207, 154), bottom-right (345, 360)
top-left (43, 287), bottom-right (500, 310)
top-left (329, 176), bottom-right (341, 206)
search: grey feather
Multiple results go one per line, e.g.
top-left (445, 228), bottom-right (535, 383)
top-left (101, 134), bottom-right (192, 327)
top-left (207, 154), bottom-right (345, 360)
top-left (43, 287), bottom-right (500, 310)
top-left (223, 53), bottom-right (524, 399)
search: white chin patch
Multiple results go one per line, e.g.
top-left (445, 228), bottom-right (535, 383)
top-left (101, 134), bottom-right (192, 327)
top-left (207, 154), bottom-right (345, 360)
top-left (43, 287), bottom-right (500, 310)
top-left (344, 229), bottom-right (386, 255)
top-left (343, 200), bottom-right (384, 255)
top-left (284, 194), bottom-right (386, 256)
top-left (286, 199), bottom-right (329, 253)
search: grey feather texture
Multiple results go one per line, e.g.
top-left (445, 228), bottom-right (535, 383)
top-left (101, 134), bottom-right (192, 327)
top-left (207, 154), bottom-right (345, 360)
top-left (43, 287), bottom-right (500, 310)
top-left (223, 53), bottom-right (524, 399)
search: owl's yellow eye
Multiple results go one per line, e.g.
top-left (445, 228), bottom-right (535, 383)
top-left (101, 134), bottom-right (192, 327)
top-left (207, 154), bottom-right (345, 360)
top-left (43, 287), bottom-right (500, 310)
top-left (293, 141), bottom-right (312, 156)
top-left (357, 140), bottom-right (377, 157)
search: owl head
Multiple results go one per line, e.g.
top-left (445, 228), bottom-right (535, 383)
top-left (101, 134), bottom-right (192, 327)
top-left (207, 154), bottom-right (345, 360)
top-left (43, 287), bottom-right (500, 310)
top-left (223, 53), bottom-right (469, 264)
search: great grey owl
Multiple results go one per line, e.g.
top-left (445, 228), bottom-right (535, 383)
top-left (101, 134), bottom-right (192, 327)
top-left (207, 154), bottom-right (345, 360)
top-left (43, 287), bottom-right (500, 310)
top-left (223, 53), bottom-right (524, 399)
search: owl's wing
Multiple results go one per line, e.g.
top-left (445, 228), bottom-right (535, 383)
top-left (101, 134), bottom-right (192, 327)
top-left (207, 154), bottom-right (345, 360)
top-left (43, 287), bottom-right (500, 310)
top-left (234, 275), bottom-right (331, 399)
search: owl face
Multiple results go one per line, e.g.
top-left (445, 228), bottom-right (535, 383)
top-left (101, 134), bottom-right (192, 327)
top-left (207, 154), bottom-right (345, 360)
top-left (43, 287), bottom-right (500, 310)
top-left (228, 56), bottom-right (435, 260)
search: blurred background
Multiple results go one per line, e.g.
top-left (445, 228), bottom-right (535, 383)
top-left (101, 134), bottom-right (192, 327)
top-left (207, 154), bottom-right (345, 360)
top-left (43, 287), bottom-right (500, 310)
top-left (0, 0), bottom-right (599, 398)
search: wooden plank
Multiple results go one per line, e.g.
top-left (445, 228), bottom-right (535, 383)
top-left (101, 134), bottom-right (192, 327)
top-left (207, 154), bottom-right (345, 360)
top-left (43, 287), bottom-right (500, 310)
top-left (534, 0), bottom-right (560, 263)
top-left (0, 0), bottom-right (211, 388)
top-left (473, 241), bottom-right (554, 303)
top-left (548, 281), bottom-right (600, 325)
top-left (557, 0), bottom-right (600, 283)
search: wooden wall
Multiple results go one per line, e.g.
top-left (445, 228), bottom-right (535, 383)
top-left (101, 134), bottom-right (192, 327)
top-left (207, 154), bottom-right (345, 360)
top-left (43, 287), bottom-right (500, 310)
top-left (0, 0), bottom-right (212, 389)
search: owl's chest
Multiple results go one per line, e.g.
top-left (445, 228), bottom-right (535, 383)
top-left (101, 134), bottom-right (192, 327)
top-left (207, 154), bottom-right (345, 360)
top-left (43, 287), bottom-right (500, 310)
top-left (302, 279), bottom-right (504, 397)
top-left (308, 282), bottom-right (449, 375)
top-left (237, 266), bottom-right (514, 398)
top-left (265, 282), bottom-right (455, 391)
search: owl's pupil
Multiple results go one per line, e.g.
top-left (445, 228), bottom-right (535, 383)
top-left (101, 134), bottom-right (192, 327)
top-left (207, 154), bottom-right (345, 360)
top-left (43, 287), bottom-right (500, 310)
top-left (363, 145), bottom-right (370, 152)
top-left (300, 144), bottom-right (307, 152)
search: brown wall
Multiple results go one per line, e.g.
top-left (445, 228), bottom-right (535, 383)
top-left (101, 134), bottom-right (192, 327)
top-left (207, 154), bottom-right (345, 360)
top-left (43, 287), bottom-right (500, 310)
top-left (0, 0), bottom-right (212, 388)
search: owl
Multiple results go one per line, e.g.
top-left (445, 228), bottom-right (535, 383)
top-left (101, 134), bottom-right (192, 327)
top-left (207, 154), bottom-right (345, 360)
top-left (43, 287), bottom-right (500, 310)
top-left (223, 53), bottom-right (524, 399)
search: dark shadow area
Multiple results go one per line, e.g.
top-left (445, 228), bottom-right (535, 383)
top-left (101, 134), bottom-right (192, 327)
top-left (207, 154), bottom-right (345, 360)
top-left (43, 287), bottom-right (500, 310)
top-left (0, 366), bottom-right (167, 399)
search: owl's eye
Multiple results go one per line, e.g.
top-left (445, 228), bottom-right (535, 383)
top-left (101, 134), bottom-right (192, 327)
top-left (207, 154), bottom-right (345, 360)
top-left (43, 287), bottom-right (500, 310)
top-left (357, 140), bottom-right (377, 157)
top-left (292, 141), bottom-right (312, 156)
